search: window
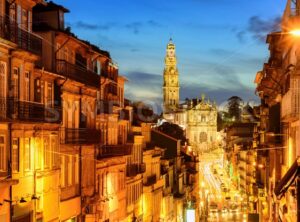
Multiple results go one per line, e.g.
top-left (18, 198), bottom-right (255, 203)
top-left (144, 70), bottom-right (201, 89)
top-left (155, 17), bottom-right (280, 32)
top-left (35, 137), bottom-right (42, 170)
top-left (17, 5), bottom-right (21, 27)
top-left (12, 138), bottom-right (19, 172)
top-left (44, 136), bottom-right (50, 169)
top-left (51, 135), bottom-right (59, 168)
top-left (199, 132), bottom-right (208, 143)
top-left (28, 11), bottom-right (31, 32)
top-left (9, 3), bottom-right (16, 21)
top-left (12, 68), bottom-right (19, 98)
top-left (34, 78), bottom-right (41, 102)
top-left (24, 71), bottom-right (30, 101)
top-left (61, 156), bottom-right (65, 187)
top-left (22, 8), bottom-right (28, 30)
top-left (0, 62), bottom-right (6, 117)
top-left (61, 154), bottom-right (79, 187)
top-left (0, 62), bottom-right (6, 97)
top-left (0, 136), bottom-right (6, 172)
top-left (24, 138), bottom-right (31, 171)
top-left (46, 82), bottom-right (53, 106)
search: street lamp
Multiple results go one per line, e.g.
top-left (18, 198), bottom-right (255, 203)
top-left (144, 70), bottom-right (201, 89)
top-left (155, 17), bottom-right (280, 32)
top-left (289, 29), bottom-right (300, 36)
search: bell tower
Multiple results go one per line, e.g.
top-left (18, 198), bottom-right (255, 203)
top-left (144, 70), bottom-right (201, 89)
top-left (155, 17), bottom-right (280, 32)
top-left (163, 38), bottom-right (180, 113)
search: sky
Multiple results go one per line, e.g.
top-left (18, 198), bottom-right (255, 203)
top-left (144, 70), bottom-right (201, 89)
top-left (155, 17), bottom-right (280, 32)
top-left (54, 0), bottom-right (287, 110)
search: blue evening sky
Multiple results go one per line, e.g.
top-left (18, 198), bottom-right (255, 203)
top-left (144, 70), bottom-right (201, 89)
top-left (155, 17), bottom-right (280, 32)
top-left (54, 0), bottom-right (286, 108)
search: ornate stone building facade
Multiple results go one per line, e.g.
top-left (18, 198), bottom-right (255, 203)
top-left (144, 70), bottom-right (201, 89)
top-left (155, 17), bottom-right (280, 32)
top-left (162, 40), bottom-right (217, 153)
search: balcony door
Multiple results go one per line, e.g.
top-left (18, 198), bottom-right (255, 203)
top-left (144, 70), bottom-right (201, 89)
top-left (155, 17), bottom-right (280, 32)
top-left (0, 61), bottom-right (6, 118)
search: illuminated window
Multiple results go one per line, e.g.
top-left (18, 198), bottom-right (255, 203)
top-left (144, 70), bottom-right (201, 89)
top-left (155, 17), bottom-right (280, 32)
top-left (0, 62), bottom-right (6, 118)
top-left (0, 136), bottom-right (6, 172)
top-left (46, 82), bottom-right (53, 106)
top-left (24, 138), bottom-right (31, 171)
top-left (24, 71), bottom-right (30, 101)
top-left (44, 136), bottom-right (50, 169)
top-left (61, 156), bottom-right (66, 188)
top-left (12, 68), bottom-right (19, 98)
top-left (35, 137), bottom-right (42, 170)
top-left (12, 138), bottom-right (19, 172)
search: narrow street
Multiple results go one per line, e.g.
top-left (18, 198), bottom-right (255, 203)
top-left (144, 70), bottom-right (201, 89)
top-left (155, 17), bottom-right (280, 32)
top-left (199, 149), bottom-right (246, 222)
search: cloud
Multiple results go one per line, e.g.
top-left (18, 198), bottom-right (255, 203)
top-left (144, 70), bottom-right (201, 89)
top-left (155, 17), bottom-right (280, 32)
top-left (247, 16), bottom-right (281, 42)
top-left (73, 20), bottom-right (163, 35)
top-left (123, 70), bottom-right (258, 114)
top-left (125, 71), bottom-right (162, 85)
top-left (74, 21), bottom-right (115, 30)
top-left (125, 22), bottom-right (143, 34)
top-left (180, 82), bottom-right (257, 106)
top-left (235, 15), bottom-right (281, 43)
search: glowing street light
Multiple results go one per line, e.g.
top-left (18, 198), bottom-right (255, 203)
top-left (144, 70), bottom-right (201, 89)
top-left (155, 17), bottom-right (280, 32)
top-left (289, 29), bottom-right (300, 36)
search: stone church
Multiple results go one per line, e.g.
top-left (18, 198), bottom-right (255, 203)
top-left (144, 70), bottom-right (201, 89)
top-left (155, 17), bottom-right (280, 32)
top-left (162, 39), bottom-right (218, 153)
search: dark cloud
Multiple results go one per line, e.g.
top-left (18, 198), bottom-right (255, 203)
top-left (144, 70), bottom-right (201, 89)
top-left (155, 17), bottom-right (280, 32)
top-left (74, 21), bottom-right (114, 30)
top-left (180, 82), bottom-right (257, 106)
top-left (123, 71), bottom-right (258, 114)
top-left (73, 20), bottom-right (163, 35)
top-left (125, 71), bottom-right (162, 84)
top-left (247, 16), bottom-right (281, 42)
top-left (235, 15), bottom-right (281, 43)
top-left (125, 22), bottom-right (143, 34)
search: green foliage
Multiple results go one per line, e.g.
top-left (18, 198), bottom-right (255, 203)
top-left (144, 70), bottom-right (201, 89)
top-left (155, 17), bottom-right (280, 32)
top-left (227, 96), bottom-right (243, 122)
top-left (158, 122), bottom-right (187, 145)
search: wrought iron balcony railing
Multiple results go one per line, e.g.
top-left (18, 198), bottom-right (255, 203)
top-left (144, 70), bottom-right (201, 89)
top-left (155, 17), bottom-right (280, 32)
top-left (98, 144), bottom-right (131, 158)
top-left (60, 128), bottom-right (101, 144)
top-left (0, 98), bottom-right (61, 123)
top-left (0, 16), bottom-right (42, 55)
top-left (126, 163), bottom-right (146, 177)
top-left (56, 60), bottom-right (100, 88)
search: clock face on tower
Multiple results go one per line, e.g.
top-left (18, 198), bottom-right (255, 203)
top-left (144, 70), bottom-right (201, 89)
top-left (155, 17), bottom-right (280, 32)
top-left (168, 50), bottom-right (174, 57)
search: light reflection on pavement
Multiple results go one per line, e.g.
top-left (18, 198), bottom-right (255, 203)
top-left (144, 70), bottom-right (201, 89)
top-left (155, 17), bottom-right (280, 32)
top-left (199, 150), bottom-right (245, 222)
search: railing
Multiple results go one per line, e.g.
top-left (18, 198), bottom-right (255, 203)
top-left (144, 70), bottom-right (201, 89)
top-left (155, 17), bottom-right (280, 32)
top-left (281, 79), bottom-right (300, 121)
top-left (60, 128), bottom-right (100, 144)
top-left (0, 98), bottom-right (61, 123)
top-left (56, 60), bottom-right (100, 88)
top-left (144, 175), bottom-right (157, 186)
top-left (0, 16), bottom-right (42, 55)
top-left (98, 144), bottom-right (131, 158)
top-left (126, 163), bottom-right (146, 177)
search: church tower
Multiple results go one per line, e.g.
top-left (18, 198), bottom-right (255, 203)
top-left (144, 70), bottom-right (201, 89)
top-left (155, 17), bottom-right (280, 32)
top-left (163, 38), bottom-right (180, 113)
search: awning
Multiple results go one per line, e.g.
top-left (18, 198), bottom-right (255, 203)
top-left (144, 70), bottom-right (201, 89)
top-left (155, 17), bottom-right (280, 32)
top-left (274, 157), bottom-right (300, 197)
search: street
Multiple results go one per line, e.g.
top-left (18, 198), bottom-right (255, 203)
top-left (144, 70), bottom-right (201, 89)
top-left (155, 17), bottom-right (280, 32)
top-left (199, 149), bottom-right (247, 222)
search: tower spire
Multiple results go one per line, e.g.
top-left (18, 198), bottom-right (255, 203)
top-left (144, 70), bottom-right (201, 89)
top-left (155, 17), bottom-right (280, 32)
top-left (163, 39), bottom-right (180, 113)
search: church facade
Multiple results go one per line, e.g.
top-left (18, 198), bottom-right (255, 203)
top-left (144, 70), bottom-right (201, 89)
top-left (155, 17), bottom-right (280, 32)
top-left (162, 39), bottom-right (218, 153)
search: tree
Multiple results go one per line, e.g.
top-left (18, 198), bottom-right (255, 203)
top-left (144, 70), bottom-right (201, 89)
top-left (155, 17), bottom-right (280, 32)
top-left (157, 122), bottom-right (187, 145)
top-left (227, 96), bottom-right (243, 122)
top-left (132, 101), bottom-right (159, 125)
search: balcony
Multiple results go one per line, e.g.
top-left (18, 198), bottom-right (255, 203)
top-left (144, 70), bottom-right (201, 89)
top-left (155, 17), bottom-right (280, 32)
top-left (56, 60), bottom-right (100, 88)
top-left (144, 175), bottom-right (157, 186)
top-left (60, 128), bottom-right (100, 144)
top-left (98, 144), bottom-right (131, 158)
top-left (0, 98), bottom-right (61, 123)
top-left (126, 163), bottom-right (146, 177)
top-left (281, 79), bottom-right (300, 121)
top-left (0, 16), bottom-right (42, 55)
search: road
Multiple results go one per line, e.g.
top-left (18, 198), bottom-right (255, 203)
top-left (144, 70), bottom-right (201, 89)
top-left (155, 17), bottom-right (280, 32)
top-left (199, 149), bottom-right (246, 222)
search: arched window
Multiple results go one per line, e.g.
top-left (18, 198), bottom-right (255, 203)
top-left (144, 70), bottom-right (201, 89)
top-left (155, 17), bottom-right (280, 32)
top-left (199, 132), bottom-right (207, 143)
